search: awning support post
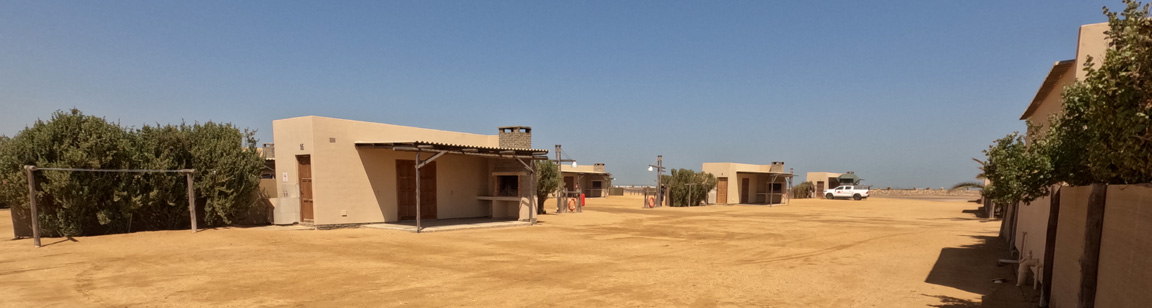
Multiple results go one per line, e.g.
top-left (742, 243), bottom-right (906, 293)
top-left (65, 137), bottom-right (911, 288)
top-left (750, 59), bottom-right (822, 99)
top-left (415, 150), bottom-right (421, 233)
top-left (515, 157), bottom-right (537, 224)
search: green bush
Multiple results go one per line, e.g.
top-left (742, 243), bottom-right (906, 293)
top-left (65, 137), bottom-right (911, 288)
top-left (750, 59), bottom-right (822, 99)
top-left (0, 109), bottom-right (263, 236)
top-left (660, 169), bottom-right (717, 207)
top-left (791, 181), bottom-right (815, 199)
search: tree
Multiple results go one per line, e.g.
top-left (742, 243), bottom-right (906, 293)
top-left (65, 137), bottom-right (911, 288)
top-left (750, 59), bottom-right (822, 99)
top-left (980, 131), bottom-right (1054, 207)
top-left (1049, 0), bottom-right (1152, 185)
top-left (534, 160), bottom-right (560, 214)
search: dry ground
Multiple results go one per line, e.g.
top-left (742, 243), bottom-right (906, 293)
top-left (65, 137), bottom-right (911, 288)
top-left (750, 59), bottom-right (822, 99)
top-left (1, 195), bottom-right (1025, 307)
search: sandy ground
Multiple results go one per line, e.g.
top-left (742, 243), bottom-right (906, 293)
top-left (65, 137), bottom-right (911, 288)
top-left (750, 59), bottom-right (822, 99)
top-left (0, 195), bottom-right (1027, 307)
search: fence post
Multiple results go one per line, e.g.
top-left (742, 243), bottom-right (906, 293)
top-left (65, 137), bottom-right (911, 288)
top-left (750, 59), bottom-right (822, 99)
top-left (24, 166), bottom-right (41, 247)
top-left (186, 170), bottom-right (196, 232)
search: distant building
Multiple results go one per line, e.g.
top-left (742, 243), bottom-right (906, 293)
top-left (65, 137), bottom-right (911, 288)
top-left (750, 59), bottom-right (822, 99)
top-left (560, 163), bottom-right (611, 198)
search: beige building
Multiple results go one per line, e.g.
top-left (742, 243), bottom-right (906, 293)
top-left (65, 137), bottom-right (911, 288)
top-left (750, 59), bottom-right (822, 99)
top-left (271, 116), bottom-right (548, 227)
top-left (560, 163), bottom-right (611, 198)
top-left (1013, 22), bottom-right (1108, 262)
top-left (702, 162), bottom-right (792, 205)
top-left (804, 172), bottom-right (842, 196)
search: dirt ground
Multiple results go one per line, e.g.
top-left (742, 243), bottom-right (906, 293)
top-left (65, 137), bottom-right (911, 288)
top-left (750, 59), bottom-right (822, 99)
top-left (1, 195), bottom-right (1028, 307)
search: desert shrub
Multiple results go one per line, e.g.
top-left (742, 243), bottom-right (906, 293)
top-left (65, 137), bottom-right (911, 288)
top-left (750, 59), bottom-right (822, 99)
top-left (0, 109), bottom-right (263, 236)
top-left (660, 169), bottom-right (717, 207)
top-left (791, 181), bottom-right (815, 198)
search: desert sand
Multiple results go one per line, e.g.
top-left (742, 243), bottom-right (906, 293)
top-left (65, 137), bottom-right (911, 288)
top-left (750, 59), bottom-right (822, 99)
top-left (0, 195), bottom-right (1020, 307)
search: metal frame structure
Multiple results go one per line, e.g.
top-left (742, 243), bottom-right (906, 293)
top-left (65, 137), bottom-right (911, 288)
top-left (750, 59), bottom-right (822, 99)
top-left (647, 155), bottom-right (666, 208)
top-left (354, 141), bottom-right (549, 232)
top-left (22, 165), bottom-right (196, 248)
top-left (551, 145), bottom-right (579, 214)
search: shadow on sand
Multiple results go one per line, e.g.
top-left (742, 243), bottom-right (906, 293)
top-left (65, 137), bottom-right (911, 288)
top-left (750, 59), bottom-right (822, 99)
top-left (923, 235), bottom-right (1035, 307)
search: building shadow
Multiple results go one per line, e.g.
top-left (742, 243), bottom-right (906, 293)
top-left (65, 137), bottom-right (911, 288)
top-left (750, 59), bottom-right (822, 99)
top-left (923, 235), bottom-right (1036, 307)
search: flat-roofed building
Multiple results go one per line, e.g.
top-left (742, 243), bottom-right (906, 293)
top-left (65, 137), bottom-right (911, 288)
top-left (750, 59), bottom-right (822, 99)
top-left (272, 116), bottom-right (548, 227)
top-left (703, 162), bottom-right (793, 205)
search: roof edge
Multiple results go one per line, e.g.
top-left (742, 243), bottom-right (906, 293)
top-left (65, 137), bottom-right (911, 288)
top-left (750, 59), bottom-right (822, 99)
top-left (1021, 60), bottom-right (1075, 120)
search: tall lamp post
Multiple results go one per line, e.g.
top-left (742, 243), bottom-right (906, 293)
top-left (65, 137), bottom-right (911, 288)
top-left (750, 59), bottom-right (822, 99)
top-left (647, 155), bottom-right (666, 207)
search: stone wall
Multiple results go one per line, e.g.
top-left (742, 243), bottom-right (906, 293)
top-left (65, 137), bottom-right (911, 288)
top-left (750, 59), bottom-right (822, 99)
top-left (868, 188), bottom-right (981, 197)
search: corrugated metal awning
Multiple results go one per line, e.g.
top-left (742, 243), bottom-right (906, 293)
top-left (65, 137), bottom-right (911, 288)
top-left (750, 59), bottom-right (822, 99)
top-left (354, 141), bottom-right (549, 159)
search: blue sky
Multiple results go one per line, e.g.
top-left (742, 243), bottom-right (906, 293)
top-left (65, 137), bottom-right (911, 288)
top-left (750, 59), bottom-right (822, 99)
top-left (0, 1), bottom-right (1118, 187)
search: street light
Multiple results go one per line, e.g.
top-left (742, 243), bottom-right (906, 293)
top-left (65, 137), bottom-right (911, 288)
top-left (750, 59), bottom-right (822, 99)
top-left (647, 155), bottom-right (666, 207)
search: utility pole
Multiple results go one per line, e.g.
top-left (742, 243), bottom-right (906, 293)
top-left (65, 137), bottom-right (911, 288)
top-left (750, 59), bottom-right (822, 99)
top-left (648, 155), bottom-right (666, 207)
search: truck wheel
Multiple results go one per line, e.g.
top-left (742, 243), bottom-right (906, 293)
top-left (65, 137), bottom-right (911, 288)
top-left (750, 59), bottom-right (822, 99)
top-left (853, 194), bottom-right (862, 200)
top-left (825, 193), bottom-right (834, 199)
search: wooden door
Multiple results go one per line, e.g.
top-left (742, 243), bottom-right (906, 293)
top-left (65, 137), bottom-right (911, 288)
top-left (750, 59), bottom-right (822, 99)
top-left (297, 155), bottom-right (314, 222)
top-left (740, 178), bottom-right (749, 203)
top-left (419, 162), bottom-right (437, 219)
top-left (717, 177), bottom-right (728, 204)
top-left (817, 181), bottom-right (825, 198)
top-left (397, 160), bottom-right (436, 220)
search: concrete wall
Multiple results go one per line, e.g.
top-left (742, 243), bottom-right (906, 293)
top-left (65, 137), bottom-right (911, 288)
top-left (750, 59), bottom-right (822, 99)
top-left (272, 116), bottom-right (526, 225)
top-left (1094, 184), bottom-right (1152, 308)
top-left (1074, 23), bottom-right (1109, 81)
top-left (1026, 65), bottom-right (1076, 140)
top-left (1050, 185), bottom-right (1090, 308)
top-left (1014, 191), bottom-right (1053, 261)
top-left (271, 116), bottom-right (315, 224)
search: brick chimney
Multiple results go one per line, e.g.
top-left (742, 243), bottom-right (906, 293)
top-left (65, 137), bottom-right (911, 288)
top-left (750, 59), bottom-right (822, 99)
top-left (593, 163), bottom-right (606, 173)
top-left (498, 126), bottom-right (532, 149)
top-left (770, 161), bottom-right (785, 173)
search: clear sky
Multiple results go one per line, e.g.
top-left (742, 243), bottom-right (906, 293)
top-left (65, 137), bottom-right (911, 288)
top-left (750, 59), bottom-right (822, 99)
top-left (0, 1), bottom-right (1119, 187)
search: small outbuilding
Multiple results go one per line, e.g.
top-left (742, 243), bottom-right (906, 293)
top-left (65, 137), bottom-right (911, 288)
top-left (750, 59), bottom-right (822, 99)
top-left (702, 162), bottom-right (793, 205)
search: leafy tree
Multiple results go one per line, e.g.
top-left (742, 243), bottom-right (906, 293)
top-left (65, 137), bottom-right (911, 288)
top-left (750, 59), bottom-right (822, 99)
top-left (980, 131), bottom-right (1054, 207)
top-left (534, 160), bottom-right (560, 214)
top-left (1047, 0), bottom-right (1152, 185)
top-left (660, 168), bottom-right (717, 207)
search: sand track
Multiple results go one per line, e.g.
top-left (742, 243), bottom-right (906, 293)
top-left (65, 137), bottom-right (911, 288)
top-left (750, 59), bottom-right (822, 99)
top-left (0, 195), bottom-right (1015, 307)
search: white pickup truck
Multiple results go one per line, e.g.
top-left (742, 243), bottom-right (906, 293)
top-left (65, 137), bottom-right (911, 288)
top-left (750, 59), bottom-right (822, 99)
top-left (824, 185), bottom-right (869, 200)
